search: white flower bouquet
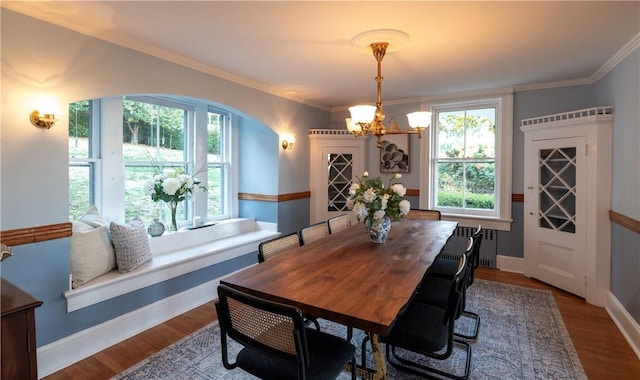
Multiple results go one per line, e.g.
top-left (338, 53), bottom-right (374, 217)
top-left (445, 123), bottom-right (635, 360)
top-left (145, 169), bottom-right (204, 204)
top-left (346, 172), bottom-right (411, 228)
top-left (144, 167), bottom-right (206, 230)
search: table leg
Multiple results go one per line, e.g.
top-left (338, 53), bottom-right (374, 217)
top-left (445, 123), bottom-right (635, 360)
top-left (344, 332), bottom-right (388, 380)
top-left (369, 333), bottom-right (388, 380)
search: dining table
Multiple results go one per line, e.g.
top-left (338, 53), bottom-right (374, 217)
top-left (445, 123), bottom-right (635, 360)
top-left (220, 218), bottom-right (458, 380)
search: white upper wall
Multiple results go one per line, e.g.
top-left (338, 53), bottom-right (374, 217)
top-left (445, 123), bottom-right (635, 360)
top-left (1, 9), bottom-right (326, 229)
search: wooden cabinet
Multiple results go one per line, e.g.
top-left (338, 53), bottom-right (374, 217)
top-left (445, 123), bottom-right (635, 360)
top-left (521, 107), bottom-right (612, 306)
top-left (309, 129), bottom-right (366, 224)
top-left (1, 278), bottom-right (42, 380)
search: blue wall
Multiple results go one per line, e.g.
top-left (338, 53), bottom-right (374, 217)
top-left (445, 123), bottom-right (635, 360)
top-left (595, 49), bottom-right (640, 323)
top-left (0, 240), bottom-right (257, 346)
top-left (238, 117), bottom-right (280, 195)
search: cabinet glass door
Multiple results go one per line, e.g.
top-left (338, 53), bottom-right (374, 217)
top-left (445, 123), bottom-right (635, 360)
top-left (327, 153), bottom-right (353, 212)
top-left (538, 147), bottom-right (576, 233)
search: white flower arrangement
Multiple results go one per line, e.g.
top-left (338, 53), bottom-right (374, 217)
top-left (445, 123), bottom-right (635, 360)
top-left (347, 171), bottom-right (411, 228)
top-left (143, 163), bottom-right (207, 230)
top-left (144, 168), bottom-right (205, 204)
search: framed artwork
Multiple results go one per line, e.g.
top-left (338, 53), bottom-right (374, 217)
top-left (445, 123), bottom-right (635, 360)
top-left (380, 134), bottom-right (410, 173)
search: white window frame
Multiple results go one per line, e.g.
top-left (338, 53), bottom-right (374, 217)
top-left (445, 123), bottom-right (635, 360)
top-left (419, 92), bottom-right (513, 231)
top-left (203, 105), bottom-right (233, 220)
top-left (69, 95), bottom-right (235, 226)
top-left (69, 99), bottom-right (102, 217)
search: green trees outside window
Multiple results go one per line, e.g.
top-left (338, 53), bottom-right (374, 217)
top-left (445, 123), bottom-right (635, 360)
top-left (435, 108), bottom-right (496, 210)
top-left (68, 96), bottom-right (227, 226)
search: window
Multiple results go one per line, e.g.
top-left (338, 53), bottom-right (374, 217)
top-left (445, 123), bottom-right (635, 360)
top-left (68, 95), bottom-right (233, 226)
top-left (434, 105), bottom-right (496, 214)
top-left (420, 94), bottom-right (512, 230)
top-left (206, 109), bottom-right (226, 217)
top-left (122, 97), bottom-right (191, 223)
top-left (69, 100), bottom-right (99, 220)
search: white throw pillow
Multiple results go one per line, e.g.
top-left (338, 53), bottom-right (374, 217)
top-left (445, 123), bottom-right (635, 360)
top-left (80, 205), bottom-right (109, 228)
top-left (110, 218), bottom-right (152, 273)
top-left (70, 220), bottom-right (117, 288)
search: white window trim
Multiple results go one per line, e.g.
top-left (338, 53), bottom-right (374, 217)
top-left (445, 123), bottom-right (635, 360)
top-left (419, 92), bottom-right (513, 231)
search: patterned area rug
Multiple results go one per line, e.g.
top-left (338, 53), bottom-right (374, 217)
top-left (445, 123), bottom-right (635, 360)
top-left (113, 280), bottom-right (586, 379)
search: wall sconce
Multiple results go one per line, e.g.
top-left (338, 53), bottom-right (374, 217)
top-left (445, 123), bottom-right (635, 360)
top-left (30, 110), bottom-right (57, 129)
top-left (1, 243), bottom-right (12, 262)
top-left (281, 135), bottom-right (295, 151)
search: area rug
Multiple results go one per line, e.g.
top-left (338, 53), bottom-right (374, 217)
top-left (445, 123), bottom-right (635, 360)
top-left (113, 280), bottom-right (586, 379)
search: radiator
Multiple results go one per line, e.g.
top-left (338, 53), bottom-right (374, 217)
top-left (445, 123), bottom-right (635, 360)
top-left (439, 226), bottom-right (497, 269)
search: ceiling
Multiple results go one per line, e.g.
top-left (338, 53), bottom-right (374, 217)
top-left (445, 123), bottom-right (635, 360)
top-left (3, 1), bottom-right (639, 110)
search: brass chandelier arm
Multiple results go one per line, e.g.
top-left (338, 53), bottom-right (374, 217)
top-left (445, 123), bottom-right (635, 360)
top-left (347, 30), bottom-right (432, 148)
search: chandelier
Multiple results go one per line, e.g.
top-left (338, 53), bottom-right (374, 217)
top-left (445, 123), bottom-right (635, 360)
top-left (346, 29), bottom-right (432, 148)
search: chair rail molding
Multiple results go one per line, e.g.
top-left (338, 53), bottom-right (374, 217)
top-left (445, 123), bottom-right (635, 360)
top-left (0, 222), bottom-right (72, 246)
top-left (609, 210), bottom-right (640, 235)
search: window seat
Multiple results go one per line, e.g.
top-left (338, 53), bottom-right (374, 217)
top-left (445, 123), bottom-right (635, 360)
top-left (64, 218), bottom-right (278, 312)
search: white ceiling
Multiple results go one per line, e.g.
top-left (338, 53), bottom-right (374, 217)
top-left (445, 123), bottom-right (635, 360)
top-left (3, 1), bottom-right (639, 110)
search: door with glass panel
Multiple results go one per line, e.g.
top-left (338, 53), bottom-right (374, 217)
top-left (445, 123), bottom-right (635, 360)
top-left (524, 137), bottom-right (586, 297)
top-left (309, 132), bottom-right (364, 224)
top-left (318, 147), bottom-right (363, 223)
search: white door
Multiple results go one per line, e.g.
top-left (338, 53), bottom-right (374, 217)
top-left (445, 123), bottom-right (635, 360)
top-left (524, 137), bottom-right (587, 297)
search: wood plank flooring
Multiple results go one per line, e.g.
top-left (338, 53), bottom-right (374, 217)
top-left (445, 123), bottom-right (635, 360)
top-left (43, 268), bottom-right (640, 379)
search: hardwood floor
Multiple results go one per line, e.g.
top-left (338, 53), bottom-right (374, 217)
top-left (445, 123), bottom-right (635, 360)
top-left (44, 268), bottom-right (640, 380)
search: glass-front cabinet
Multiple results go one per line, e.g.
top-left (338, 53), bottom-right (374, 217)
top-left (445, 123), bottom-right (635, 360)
top-left (327, 153), bottom-right (353, 213)
top-left (538, 146), bottom-right (577, 233)
top-left (521, 107), bottom-right (612, 307)
top-left (309, 130), bottom-right (366, 224)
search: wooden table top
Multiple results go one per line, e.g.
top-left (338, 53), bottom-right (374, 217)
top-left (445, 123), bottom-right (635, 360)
top-left (220, 219), bottom-right (458, 336)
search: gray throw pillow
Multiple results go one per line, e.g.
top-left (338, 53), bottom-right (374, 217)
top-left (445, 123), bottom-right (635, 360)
top-left (110, 218), bottom-right (152, 273)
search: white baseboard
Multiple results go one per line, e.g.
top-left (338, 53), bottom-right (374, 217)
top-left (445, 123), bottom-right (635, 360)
top-left (496, 255), bottom-right (524, 273)
top-left (606, 292), bottom-right (640, 360)
top-left (36, 265), bottom-right (250, 379)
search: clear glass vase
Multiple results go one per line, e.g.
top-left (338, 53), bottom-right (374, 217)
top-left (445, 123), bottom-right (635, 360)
top-left (167, 201), bottom-right (178, 231)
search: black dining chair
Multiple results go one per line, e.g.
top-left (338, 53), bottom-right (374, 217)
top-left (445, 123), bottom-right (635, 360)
top-left (258, 232), bottom-right (302, 263)
top-left (257, 233), bottom-right (320, 331)
top-left (415, 235), bottom-right (481, 340)
top-left (425, 225), bottom-right (482, 282)
top-left (216, 284), bottom-right (357, 380)
top-left (299, 221), bottom-right (329, 244)
top-left (378, 250), bottom-right (472, 379)
top-left (467, 226), bottom-right (484, 287)
top-left (404, 209), bottom-right (441, 220)
top-left (328, 214), bottom-right (351, 234)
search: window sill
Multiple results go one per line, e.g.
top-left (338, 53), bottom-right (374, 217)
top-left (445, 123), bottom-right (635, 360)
top-left (64, 218), bottom-right (278, 312)
top-left (440, 214), bottom-right (512, 231)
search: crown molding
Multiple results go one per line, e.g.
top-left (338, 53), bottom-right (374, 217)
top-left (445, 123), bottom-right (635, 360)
top-left (592, 31), bottom-right (640, 82)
